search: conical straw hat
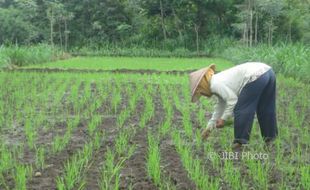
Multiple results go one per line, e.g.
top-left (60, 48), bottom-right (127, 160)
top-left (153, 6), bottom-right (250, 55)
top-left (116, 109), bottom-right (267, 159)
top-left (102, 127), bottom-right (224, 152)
top-left (189, 64), bottom-right (215, 102)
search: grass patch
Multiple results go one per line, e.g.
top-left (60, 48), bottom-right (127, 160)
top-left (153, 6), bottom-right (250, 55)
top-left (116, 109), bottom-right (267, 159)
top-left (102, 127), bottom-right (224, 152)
top-left (24, 57), bottom-right (233, 71)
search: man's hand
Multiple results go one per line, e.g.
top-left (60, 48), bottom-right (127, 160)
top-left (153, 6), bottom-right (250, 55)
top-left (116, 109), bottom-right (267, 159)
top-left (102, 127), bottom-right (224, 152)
top-left (202, 123), bottom-right (215, 140)
top-left (216, 119), bottom-right (225, 128)
top-left (201, 128), bottom-right (211, 140)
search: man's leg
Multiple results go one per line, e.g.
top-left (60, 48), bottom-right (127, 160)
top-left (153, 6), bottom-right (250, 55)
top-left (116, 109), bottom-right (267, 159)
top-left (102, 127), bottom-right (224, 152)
top-left (233, 71), bottom-right (270, 144)
top-left (257, 69), bottom-right (278, 142)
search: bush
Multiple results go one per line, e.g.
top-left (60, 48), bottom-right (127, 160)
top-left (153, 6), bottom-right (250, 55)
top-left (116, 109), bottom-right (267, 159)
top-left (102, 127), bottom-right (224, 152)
top-left (0, 44), bottom-right (63, 67)
top-left (219, 43), bottom-right (310, 83)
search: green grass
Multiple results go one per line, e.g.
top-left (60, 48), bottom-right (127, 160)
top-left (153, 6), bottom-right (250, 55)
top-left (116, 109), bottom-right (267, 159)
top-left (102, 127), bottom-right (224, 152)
top-left (0, 44), bottom-right (64, 67)
top-left (23, 57), bottom-right (233, 71)
top-left (220, 43), bottom-right (310, 82)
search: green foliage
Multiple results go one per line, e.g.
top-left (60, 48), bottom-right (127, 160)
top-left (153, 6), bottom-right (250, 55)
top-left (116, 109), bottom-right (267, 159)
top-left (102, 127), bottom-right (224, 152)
top-left (220, 43), bottom-right (310, 82)
top-left (1, 0), bottom-right (309, 49)
top-left (0, 7), bottom-right (37, 45)
top-left (0, 44), bottom-right (61, 67)
top-left (146, 132), bottom-right (161, 186)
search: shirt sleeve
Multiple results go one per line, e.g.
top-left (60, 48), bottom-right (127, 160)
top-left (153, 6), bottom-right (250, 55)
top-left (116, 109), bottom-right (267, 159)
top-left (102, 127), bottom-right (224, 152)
top-left (211, 82), bottom-right (238, 121)
top-left (207, 96), bottom-right (226, 127)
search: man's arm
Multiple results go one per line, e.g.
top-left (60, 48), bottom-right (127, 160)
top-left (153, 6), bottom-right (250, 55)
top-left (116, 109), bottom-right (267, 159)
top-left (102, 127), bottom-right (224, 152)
top-left (207, 96), bottom-right (226, 130)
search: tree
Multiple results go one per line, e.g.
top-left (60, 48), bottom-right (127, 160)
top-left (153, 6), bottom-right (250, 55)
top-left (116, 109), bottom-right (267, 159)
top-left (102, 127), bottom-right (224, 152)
top-left (0, 7), bottom-right (37, 44)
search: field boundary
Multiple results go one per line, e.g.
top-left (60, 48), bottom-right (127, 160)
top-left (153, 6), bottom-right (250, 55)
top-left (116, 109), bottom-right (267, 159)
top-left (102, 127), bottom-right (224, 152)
top-left (3, 68), bottom-right (198, 75)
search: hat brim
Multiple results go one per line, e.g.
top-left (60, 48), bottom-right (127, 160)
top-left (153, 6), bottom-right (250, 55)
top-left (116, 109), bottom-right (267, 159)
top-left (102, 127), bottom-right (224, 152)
top-left (190, 64), bottom-right (215, 103)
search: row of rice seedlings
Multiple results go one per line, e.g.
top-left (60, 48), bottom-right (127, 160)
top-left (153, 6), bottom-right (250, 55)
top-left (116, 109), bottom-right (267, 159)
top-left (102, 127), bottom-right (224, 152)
top-left (24, 118), bottom-right (38, 150)
top-left (246, 159), bottom-right (270, 189)
top-left (171, 129), bottom-right (220, 189)
top-left (68, 79), bottom-right (84, 115)
top-left (13, 164), bottom-right (32, 190)
top-left (139, 85), bottom-right (155, 128)
top-left (0, 74), bottom-right (33, 128)
top-left (159, 84), bottom-right (173, 135)
top-left (51, 78), bottom-right (75, 117)
top-left (0, 144), bottom-right (16, 189)
top-left (300, 165), bottom-right (310, 189)
top-left (56, 132), bottom-right (102, 190)
top-left (146, 132), bottom-right (161, 186)
top-left (146, 130), bottom-right (176, 189)
top-left (175, 83), bottom-right (241, 188)
top-left (222, 160), bottom-right (247, 190)
top-left (0, 143), bottom-right (33, 190)
top-left (51, 115), bottom-right (80, 153)
top-left (116, 84), bottom-right (136, 128)
top-left (111, 82), bottom-right (122, 115)
top-left (172, 85), bottom-right (193, 138)
top-left (99, 129), bottom-right (136, 190)
top-left (34, 146), bottom-right (46, 171)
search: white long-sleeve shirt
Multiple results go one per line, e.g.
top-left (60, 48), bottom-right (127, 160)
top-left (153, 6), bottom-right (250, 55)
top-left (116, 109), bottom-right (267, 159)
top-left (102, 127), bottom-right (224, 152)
top-left (207, 62), bottom-right (271, 127)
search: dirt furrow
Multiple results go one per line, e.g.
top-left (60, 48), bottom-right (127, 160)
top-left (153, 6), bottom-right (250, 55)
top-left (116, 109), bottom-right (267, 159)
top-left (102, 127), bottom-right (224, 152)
top-left (83, 84), bottom-right (132, 189)
top-left (159, 136), bottom-right (197, 190)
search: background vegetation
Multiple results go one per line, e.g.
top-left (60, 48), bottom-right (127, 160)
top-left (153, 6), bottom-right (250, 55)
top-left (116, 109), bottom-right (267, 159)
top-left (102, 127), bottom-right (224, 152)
top-left (0, 0), bottom-right (309, 82)
top-left (0, 0), bottom-right (309, 48)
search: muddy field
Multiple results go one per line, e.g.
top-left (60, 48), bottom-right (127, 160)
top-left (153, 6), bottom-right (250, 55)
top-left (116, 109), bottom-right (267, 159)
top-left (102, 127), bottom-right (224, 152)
top-left (0, 69), bottom-right (309, 190)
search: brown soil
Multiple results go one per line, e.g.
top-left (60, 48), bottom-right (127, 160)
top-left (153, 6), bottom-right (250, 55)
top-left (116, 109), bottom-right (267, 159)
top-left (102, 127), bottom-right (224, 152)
top-left (159, 136), bottom-right (197, 190)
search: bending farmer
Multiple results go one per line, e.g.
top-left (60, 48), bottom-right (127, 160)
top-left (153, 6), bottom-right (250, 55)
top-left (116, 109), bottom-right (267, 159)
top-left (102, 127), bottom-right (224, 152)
top-left (189, 62), bottom-right (278, 148)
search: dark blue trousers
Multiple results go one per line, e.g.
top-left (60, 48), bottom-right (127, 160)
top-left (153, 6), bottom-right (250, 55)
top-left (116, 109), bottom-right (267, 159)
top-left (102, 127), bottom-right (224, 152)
top-left (233, 69), bottom-right (278, 144)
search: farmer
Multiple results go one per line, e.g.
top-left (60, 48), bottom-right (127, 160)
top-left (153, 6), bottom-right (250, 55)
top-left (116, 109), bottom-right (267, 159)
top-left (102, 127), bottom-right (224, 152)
top-left (189, 62), bottom-right (278, 148)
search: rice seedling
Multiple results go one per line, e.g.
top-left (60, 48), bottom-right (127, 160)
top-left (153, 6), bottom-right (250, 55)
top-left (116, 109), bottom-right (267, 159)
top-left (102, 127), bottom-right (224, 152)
top-left (14, 164), bottom-right (32, 190)
top-left (24, 119), bottom-right (37, 150)
top-left (115, 129), bottom-right (134, 156)
top-left (172, 130), bottom-right (220, 189)
top-left (35, 147), bottom-right (45, 170)
top-left (87, 114), bottom-right (102, 136)
top-left (246, 160), bottom-right (269, 189)
top-left (222, 160), bottom-right (245, 190)
top-left (99, 144), bottom-right (135, 190)
top-left (56, 138), bottom-right (97, 190)
top-left (300, 165), bottom-right (310, 190)
top-left (146, 132), bottom-right (161, 186)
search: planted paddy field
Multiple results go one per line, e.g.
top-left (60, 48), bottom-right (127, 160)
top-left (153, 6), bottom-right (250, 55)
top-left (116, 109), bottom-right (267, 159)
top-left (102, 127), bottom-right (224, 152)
top-left (0, 57), bottom-right (309, 190)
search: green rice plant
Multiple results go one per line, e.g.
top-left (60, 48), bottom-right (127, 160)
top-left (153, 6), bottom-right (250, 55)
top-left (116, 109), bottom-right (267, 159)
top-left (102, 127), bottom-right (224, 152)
top-left (0, 144), bottom-right (15, 189)
top-left (115, 129), bottom-right (133, 156)
top-left (197, 107), bottom-right (207, 128)
top-left (111, 86), bottom-right (122, 115)
top-left (160, 117), bottom-right (172, 135)
top-left (246, 160), bottom-right (269, 189)
top-left (139, 91), bottom-right (155, 128)
top-left (35, 147), bottom-right (45, 170)
top-left (223, 160), bottom-right (245, 190)
top-left (56, 141), bottom-right (94, 190)
top-left (52, 129), bottom-right (72, 153)
top-left (171, 130), bottom-right (220, 189)
top-left (146, 132), bottom-right (161, 186)
top-left (116, 109), bottom-right (130, 127)
top-left (87, 115), bottom-right (102, 136)
top-left (14, 164), bottom-right (32, 190)
top-left (0, 145), bottom-right (15, 172)
top-left (99, 146), bottom-right (135, 190)
top-left (99, 149), bottom-right (124, 190)
top-left (24, 118), bottom-right (37, 150)
top-left (300, 165), bottom-right (310, 190)
top-left (181, 108), bottom-right (193, 138)
top-left (194, 130), bottom-right (202, 149)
